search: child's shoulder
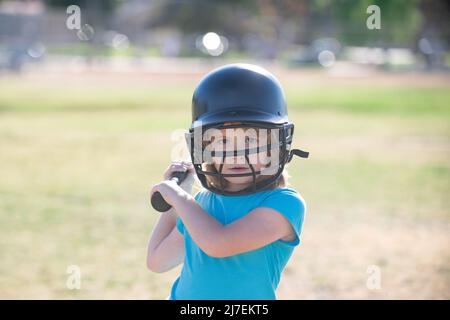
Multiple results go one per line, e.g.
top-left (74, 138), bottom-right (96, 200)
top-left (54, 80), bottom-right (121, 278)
top-left (261, 187), bottom-right (306, 209)
top-left (266, 187), bottom-right (303, 198)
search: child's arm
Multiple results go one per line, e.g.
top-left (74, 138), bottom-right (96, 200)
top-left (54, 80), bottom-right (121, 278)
top-left (147, 207), bottom-right (185, 273)
top-left (151, 182), bottom-right (295, 258)
top-left (147, 161), bottom-right (194, 272)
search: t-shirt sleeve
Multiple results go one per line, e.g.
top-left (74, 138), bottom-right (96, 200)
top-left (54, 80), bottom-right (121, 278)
top-left (260, 188), bottom-right (306, 246)
top-left (175, 190), bottom-right (203, 235)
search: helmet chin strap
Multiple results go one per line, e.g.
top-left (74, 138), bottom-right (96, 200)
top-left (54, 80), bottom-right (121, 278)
top-left (288, 149), bottom-right (309, 162)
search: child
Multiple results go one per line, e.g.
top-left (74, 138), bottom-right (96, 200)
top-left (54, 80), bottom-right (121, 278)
top-left (148, 64), bottom-right (309, 300)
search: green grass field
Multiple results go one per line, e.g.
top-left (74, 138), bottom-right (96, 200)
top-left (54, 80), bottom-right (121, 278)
top-left (0, 70), bottom-right (449, 299)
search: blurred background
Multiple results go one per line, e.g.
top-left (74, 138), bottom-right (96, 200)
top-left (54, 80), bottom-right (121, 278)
top-left (0, 0), bottom-right (448, 299)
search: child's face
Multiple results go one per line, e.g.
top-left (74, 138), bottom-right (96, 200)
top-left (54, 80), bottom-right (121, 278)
top-left (208, 127), bottom-right (271, 191)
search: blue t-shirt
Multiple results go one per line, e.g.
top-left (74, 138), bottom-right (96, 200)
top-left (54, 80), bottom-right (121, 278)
top-left (169, 187), bottom-right (306, 300)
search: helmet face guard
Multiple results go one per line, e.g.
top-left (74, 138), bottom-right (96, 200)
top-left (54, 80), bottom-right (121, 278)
top-left (185, 121), bottom-right (309, 196)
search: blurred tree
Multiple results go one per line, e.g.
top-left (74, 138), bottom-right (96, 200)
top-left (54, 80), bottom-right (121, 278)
top-left (416, 0), bottom-right (450, 69)
top-left (147, 0), bottom-right (425, 47)
top-left (45, 0), bottom-right (121, 12)
top-left (309, 0), bottom-right (422, 46)
top-left (142, 0), bottom-right (252, 35)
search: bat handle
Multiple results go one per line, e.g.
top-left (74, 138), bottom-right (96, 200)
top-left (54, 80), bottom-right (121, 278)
top-left (151, 171), bottom-right (189, 212)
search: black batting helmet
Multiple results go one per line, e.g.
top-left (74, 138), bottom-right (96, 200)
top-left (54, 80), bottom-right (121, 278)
top-left (185, 63), bottom-right (308, 195)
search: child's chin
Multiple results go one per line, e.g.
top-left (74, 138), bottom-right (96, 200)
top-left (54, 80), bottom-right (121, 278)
top-left (224, 176), bottom-right (254, 185)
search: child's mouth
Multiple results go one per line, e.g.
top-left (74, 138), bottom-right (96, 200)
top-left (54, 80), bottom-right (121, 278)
top-left (229, 166), bottom-right (250, 172)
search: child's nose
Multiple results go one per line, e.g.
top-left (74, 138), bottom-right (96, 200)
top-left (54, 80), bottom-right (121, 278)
top-left (234, 154), bottom-right (247, 165)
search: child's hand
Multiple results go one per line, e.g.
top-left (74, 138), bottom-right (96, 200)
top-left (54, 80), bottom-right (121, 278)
top-left (163, 160), bottom-right (195, 194)
top-left (151, 179), bottom-right (187, 208)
